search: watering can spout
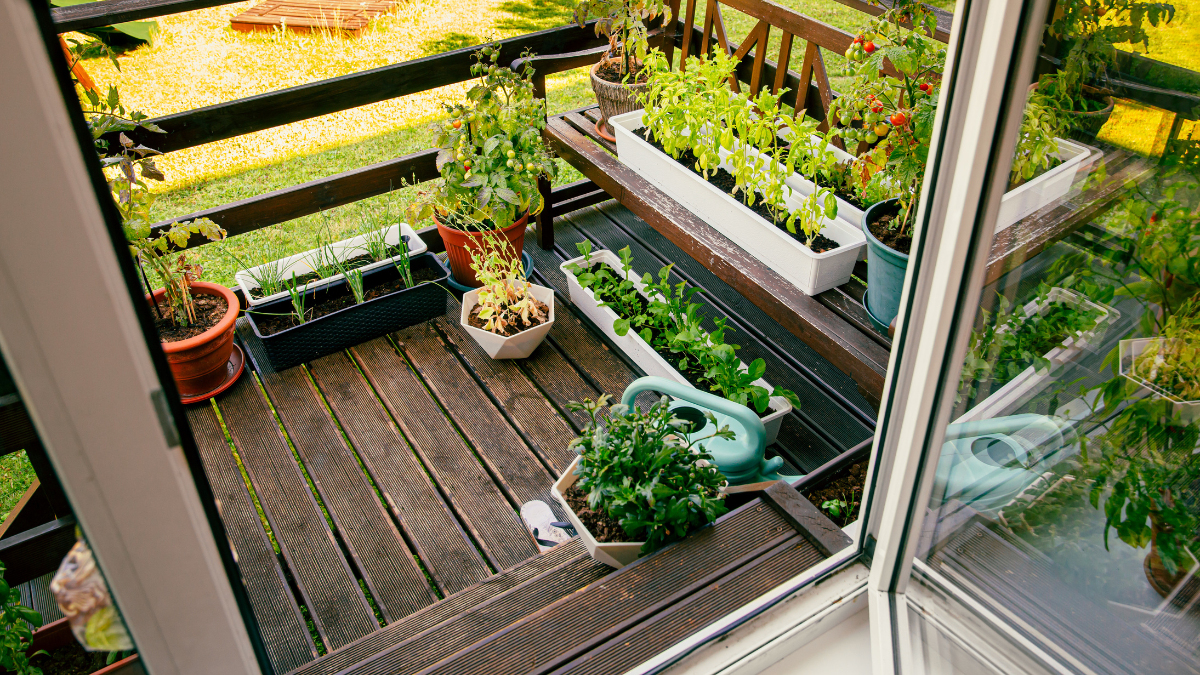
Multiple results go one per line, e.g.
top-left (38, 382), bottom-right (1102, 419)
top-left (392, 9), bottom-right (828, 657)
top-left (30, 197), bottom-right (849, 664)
top-left (621, 376), bottom-right (779, 485)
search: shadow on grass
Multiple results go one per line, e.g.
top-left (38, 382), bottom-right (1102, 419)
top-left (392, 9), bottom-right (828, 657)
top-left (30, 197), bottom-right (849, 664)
top-left (420, 32), bottom-right (484, 56)
top-left (495, 0), bottom-right (577, 33)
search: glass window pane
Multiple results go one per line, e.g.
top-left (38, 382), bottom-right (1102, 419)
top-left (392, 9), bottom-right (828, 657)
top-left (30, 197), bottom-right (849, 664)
top-left (916, 0), bottom-right (1200, 671)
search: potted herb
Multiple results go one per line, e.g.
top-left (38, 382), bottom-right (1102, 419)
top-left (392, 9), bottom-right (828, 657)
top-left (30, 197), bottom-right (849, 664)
top-left (573, 0), bottom-right (668, 141)
top-left (81, 81), bottom-right (239, 401)
top-left (1120, 304), bottom-right (1200, 425)
top-left (552, 394), bottom-right (730, 567)
top-left (561, 242), bottom-right (799, 444)
top-left (460, 232), bottom-right (555, 359)
top-left (610, 49), bottom-right (866, 295)
top-left (411, 45), bottom-right (557, 287)
top-left (245, 245), bottom-right (450, 371)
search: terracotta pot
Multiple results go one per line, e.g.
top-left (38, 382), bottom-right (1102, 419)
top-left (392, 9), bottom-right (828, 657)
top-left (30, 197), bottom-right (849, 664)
top-left (436, 213), bottom-right (528, 287)
top-left (590, 59), bottom-right (648, 140)
top-left (150, 282), bottom-right (239, 398)
top-left (29, 619), bottom-right (144, 674)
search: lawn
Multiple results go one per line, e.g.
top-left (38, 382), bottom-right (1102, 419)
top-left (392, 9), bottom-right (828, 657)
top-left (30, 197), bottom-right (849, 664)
top-left (72, 0), bottom-right (917, 288)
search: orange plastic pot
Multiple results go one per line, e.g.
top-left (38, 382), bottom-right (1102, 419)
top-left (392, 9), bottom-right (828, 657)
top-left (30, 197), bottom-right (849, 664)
top-left (436, 212), bottom-right (529, 287)
top-left (149, 282), bottom-right (239, 399)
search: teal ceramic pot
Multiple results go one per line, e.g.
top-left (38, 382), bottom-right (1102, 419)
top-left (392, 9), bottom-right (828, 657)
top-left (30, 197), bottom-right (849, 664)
top-left (861, 199), bottom-right (910, 334)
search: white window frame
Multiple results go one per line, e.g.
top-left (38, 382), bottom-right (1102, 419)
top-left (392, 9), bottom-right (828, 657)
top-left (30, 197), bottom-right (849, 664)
top-left (0, 0), bottom-right (264, 672)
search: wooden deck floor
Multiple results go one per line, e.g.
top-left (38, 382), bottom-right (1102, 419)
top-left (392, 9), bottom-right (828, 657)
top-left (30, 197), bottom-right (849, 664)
top-left (185, 202), bottom-right (865, 674)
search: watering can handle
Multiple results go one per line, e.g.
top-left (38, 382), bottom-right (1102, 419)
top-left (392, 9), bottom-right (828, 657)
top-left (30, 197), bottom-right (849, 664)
top-left (620, 376), bottom-right (765, 452)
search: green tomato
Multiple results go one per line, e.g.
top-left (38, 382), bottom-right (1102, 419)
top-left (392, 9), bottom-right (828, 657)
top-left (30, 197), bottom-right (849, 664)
top-left (507, 150), bottom-right (516, 159)
top-left (865, 132), bottom-right (879, 143)
top-left (840, 113), bottom-right (853, 127)
top-left (514, 163), bottom-right (524, 172)
top-left (506, 159), bottom-right (514, 168)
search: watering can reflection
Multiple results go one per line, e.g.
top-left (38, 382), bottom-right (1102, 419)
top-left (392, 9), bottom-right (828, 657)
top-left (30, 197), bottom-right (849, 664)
top-left (620, 376), bottom-right (802, 485)
top-left (933, 414), bottom-right (1078, 513)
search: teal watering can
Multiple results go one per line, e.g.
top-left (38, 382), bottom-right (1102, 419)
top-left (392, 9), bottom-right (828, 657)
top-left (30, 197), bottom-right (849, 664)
top-left (620, 376), bottom-right (801, 485)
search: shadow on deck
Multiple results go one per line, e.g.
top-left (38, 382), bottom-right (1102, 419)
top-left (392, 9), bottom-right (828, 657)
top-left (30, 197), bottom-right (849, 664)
top-left (186, 202), bottom-right (868, 675)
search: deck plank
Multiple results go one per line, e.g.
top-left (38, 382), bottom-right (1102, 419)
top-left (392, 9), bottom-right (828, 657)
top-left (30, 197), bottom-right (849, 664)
top-left (395, 322), bottom-right (563, 512)
top-left (216, 376), bottom-right (378, 650)
top-left (556, 538), bottom-right (824, 675)
top-left (418, 504), bottom-right (798, 675)
top-left (307, 352), bottom-right (491, 596)
top-left (258, 367), bottom-right (438, 623)
top-left (351, 338), bottom-right (539, 571)
top-left (188, 404), bottom-right (317, 673)
top-left (433, 313), bottom-right (579, 475)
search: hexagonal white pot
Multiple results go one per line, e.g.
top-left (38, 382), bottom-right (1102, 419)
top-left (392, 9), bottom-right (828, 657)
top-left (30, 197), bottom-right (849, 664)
top-left (460, 284), bottom-right (555, 359)
top-left (552, 456), bottom-right (644, 569)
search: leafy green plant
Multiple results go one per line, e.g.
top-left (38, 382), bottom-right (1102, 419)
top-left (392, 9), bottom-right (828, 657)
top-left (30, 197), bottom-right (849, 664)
top-left (567, 394), bottom-right (731, 554)
top-left (791, 187), bottom-right (838, 247)
top-left (821, 498), bottom-right (849, 518)
top-left (220, 239), bottom-right (288, 299)
top-left (411, 45), bottom-right (558, 230)
top-left (573, 0), bottom-right (668, 79)
top-left (1010, 90), bottom-right (1064, 186)
top-left (0, 560), bottom-right (45, 675)
top-left (1133, 300), bottom-right (1200, 402)
top-left (468, 232), bottom-right (548, 335)
top-left (287, 275), bottom-right (308, 324)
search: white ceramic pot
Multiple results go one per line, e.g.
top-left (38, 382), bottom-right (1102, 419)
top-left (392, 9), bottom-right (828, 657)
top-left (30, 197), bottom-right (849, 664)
top-left (954, 287), bottom-right (1117, 423)
top-left (610, 110), bottom-right (865, 296)
top-left (995, 138), bottom-right (1091, 233)
top-left (560, 249), bottom-right (792, 444)
top-left (551, 456), bottom-right (644, 568)
top-left (236, 223), bottom-right (427, 306)
top-left (1119, 338), bottom-right (1200, 424)
top-left (460, 284), bottom-right (555, 359)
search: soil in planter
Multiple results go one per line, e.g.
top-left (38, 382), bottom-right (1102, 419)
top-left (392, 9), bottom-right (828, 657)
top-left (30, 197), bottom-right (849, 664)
top-left (253, 266), bottom-right (441, 336)
top-left (581, 263), bottom-right (774, 420)
top-left (596, 59), bottom-right (649, 85)
top-left (564, 485), bottom-right (632, 543)
top-left (247, 246), bottom-right (409, 299)
top-left (868, 211), bottom-right (913, 255)
top-left (30, 640), bottom-right (123, 675)
top-left (804, 459), bottom-right (867, 528)
top-left (155, 294), bottom-right (228, 343)
top-left (642, 130), bottom-right (841, 253)
top-left (466, 298), bottom-right (551, 337)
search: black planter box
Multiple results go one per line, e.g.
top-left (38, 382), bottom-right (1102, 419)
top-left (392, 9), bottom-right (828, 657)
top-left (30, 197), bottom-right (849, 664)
top-left (245, 253), bottom-right (450, 370)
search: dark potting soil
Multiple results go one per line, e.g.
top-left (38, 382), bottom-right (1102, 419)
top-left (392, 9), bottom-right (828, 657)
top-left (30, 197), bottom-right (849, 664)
top-left (155, 293), bottom-right (228, 343)
top-left (804, 459), bottom-right (867, 528)
top-left (642, 129), bottom-right (842, 254)
top-left (564, 485), bottom-right (631, 543)
top-left (595, 59), bottom-right (649, 85)
top-left (868, 212), bottom-right (913, 255)
top-left (30, 640), bottom-right (120, 675)
top-left (583, 263), bottom-right (771, 420)
top-left (247, 247), bottom-right (407, 299)
top-left (466, 298), bottom-right (551, 337)
top-left (254, 266), bottom-right (441, 336)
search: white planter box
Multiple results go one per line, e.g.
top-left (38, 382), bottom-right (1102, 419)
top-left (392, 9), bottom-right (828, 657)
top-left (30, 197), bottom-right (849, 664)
top-left (552, 456), bottom-right (644, 569)
top-left (1119, 338), bottom-right (1200, 424)
top-left (236, 223), bottom-right (427, 307)
top-left (995, 139), bottom-right (1090, 233)
top-left (954, 288), bottom-right (1117, 424)
top-left (560, 249), bottom-right (791, 444)
top-left (460, 284), bottom-right (555, 359)
top-left (610, 110), bottom-right (865, 296)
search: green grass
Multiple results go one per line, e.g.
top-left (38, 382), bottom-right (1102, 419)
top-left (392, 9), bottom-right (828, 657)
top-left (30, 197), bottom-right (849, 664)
top-left (0, 452), bottom-right (37, 524)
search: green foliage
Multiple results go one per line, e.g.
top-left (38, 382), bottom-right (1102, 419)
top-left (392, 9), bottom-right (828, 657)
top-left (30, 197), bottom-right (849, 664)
top-left (413, 46), bottom-right (558, 230)
top-left (791, 187), bottom-right (839, 246)
top-left (821, 498), bottom-right (849, 518)
top-left (573, 0), bottom-right (668, 78)
top-left (567, 242), bottom-right (801, 414)
top-left (1010, 90), bottom-right (1064, 184)
top-left (1133, 300), bottom-right (1200, 401)
top-left (830, 0), bottom-right (945, 235)
top-left (567, 394), bottom-right (731, 554)
top-left (0, 561), bottom-right (44, 675)
top-left (958, 284), bottom-right (1104, 403)
top-left (468, 231), bottom-right (548, 334)
top-left (287, 275), bottom-right (308, 324)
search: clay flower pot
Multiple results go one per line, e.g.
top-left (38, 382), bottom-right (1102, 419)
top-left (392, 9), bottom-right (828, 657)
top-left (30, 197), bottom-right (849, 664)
top-left (151, 281), bottom-right (239, 399)
top-left (436, 212), bottom-right (528, 287)
top-left (590, 59), bottom-right (648, 142)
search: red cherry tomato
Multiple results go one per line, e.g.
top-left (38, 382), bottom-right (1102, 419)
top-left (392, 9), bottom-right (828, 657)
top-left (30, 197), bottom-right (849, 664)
top-left (452, 120), bottom-right (462, 129)
top-left (919, 82), bottom-right (933, 94)
top-left (889, 112), bottom-right (908, 126)
top-left (863, 41), bottom-right (876, 54)
top-left (870, 101), bottom-right (884, 113)
top-left (853, 36), bottom-right (863, 44)
top-left (1150, 212), bottom-right (1160, 223)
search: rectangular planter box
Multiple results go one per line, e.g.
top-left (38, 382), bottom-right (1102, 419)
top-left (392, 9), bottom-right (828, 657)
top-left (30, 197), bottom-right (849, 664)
top-left (954, 287), bottom-right (1117, 423)
top-left (552, 456), bottom-right (644, 569)
top-left (1119, 338), bottom-right (1200, 424)
top-left (610, 110), bottom-right (865, 296)
top-left (560, 249), bottom-right (791, 445)
top-left (237, 223), bottom-right (428, 307)
top-left (995, 138), bottom-right (1090, 233)
top-left (245, 253), bottom-right (449, 371)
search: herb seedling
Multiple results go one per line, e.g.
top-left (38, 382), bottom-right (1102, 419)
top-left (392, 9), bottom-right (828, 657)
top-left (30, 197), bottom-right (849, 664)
top-left (821, 499), bottom-right (849, 518)
top-left (469, 232), bottom-right (547, 335)
top-left (287, 275), bottom-right (309, 324)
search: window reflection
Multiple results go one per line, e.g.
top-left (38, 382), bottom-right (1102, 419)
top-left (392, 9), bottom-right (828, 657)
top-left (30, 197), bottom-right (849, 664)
top-left (918, 0), bottom-right (1200, 670)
